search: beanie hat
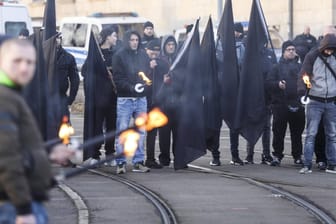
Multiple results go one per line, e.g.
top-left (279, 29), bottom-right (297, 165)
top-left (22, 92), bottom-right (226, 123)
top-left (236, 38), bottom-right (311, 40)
top-left (144, 21), bottom-right (154, 29)
top-left (234, 23), bottom-right (244, 34)
top-left (282, 40), bottom-right (295, 53)
top-left (146, 39), bottom-right (161, 51)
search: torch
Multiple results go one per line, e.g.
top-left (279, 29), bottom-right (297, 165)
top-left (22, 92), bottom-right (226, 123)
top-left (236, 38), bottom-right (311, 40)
top-left (301, 74), bottom-right (312, 105)
top-left (54, 108), bottom-right (168, 182)
top-left (135, 72), bottom-right (152, 93)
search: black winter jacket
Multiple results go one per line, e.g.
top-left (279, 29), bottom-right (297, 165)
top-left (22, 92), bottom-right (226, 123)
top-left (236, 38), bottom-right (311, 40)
top-left (56, 47), bottom-right (79, 105)
top-left (266, 57), bottom-right (302, 106)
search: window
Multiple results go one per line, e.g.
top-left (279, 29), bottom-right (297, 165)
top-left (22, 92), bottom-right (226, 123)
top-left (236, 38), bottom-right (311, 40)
top-left (5, 22), bottom-right (27, 36)
top-left (61, 23), bottom-right (88, 47)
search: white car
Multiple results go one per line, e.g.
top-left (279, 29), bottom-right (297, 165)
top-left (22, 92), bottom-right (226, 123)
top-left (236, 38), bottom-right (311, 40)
top-left (0, 1), bottom-right (33, 36)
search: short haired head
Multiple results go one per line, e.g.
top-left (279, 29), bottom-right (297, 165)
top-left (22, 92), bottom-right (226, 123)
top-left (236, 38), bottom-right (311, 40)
top-left (18, 28), bottom-right (29, 39)
top-left (0, 38), bottom-right (36, 86)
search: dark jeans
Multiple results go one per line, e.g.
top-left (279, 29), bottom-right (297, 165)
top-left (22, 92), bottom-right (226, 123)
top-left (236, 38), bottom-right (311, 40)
top-left (271, 104), bottom-right (305, 160)
top-left (206, 129), bottom-right (221, 159)
top-left (158, 110), bottom-right (178, 165)
top-left (146, 128), bottom-right (157, 162)
top-left (315, 119), bottom-right (326, 163)
top-left (246, 108), bottom-right (272, 159)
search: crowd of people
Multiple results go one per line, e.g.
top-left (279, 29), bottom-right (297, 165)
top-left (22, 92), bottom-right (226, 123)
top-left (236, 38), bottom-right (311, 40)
top-left (0, 19), bottom-right (336, 223)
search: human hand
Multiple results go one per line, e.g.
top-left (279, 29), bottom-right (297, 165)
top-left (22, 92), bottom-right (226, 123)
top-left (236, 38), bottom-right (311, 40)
top-left (16, 214), bottom-right (36, 224)
top-left (279, 80), bottom-right (286, 90)
top-left (49, 144), bottom-right (75, 165)
top-left (150, 60), bottom-right (158, 69)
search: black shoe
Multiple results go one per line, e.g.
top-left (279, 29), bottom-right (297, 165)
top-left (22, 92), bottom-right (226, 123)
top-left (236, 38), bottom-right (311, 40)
top-left (230, 157), bottom-right (244, 166)
top-left (326, 165), bottom-right (336, 174)
top-left (261, 154), bottom-right (273, 165)
top-left (270, 157), bottom-right (280, 166)
top-left (243, 156), bottom-right (254, 164)
top-left (317, 162), bottom-right (327, 170)
top-left (210, 158), bottom-right (221, 166)
top-left (145, 160), bottom-right (163, 169)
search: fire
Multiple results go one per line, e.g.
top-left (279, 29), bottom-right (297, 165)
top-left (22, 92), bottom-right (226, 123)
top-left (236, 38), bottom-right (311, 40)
top-left (119, 129), bottom-right (140, 157)
top-left (303, 74), bottom-right (312, 89)
top-left (58, 116), bottom-right (75, 144)
top-left (135, 108), bottom-right (168, 131)
top-left (138, 72), bottom-right (152, 86)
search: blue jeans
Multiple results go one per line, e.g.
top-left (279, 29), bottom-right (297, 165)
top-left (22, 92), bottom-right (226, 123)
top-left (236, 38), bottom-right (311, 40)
top-left (115, 97), bottom-right (147, 165)
top-left (303, 100), bottom-right (336, 167)
top-left (0, 202), bottom-right (48, 224)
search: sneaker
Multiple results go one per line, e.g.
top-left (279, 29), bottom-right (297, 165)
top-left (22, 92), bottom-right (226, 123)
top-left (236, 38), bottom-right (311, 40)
top-left (243, 158), bottom-right (254, 165)
top-left (145, 160), bottom-right (163, 169)
top-left (261, 154), bottom-right (273, 165)
top-left (294, 158), bottom-right (303, 165)
top-left (230, 157), bottom-right (244, 166)
top-left (104, 159), bottom-right (117, 167)
top-left (132, 162), bottom-right (150, 173)
top-left (326, 165), bottom-right (336, 174)
top-left (299, 166), bottom-right (312, 174)
top-left (270, 157), bottom-right (280, 166)
top-left (210, 158), bottom-right (221, 166)
top-left (88, 158), bottom-right (100, 167)
top-left (317, 162), bottom-right (327, 170)
top-left (116, 163), bottom-right (126, 174)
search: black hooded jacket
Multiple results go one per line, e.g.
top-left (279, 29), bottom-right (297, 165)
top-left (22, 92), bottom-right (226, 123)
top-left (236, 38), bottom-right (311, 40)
top-left (160, 35), bottom-right (178, 65)
top-left (112, 31), bottom-right (150, 97)
top-left (266, 56), bottom-right (302, 106)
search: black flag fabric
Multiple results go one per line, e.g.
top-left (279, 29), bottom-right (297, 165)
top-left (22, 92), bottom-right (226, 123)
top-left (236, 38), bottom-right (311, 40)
top-left (42, 0), bottom-right (57, 41)
top-left (200, 17), bottom-right (221, 132)
top-left (43, 35), bottom-right (61, 139)
top-left (172, 19), bottom-right (206, 169)
top-left (82, 32), bottom-right (111, 160)
top-left (217, 0), bottom-right (240, 129)
top-left (234, 0), bottom-right (269, 145)
top-left (24, 31), bottom-right (49, 140)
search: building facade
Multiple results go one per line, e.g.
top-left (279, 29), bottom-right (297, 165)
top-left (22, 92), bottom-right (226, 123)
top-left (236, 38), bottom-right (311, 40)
top-left (22, 0), bottom-right (336, 40)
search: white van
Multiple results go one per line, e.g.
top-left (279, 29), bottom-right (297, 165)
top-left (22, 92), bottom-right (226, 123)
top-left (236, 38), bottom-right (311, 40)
top-left (0, 1), bottom-right (33, 36)
top-left (60, 16), bottom-right (147, 70)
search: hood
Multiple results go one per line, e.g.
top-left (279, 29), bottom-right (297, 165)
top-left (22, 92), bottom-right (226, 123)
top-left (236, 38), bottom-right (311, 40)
top-left (161, 35), bottom-right (177, 56)
top-left (122, 30), bottom-right (142, 51)
top-left (319, 34), bottom-right (336, 52)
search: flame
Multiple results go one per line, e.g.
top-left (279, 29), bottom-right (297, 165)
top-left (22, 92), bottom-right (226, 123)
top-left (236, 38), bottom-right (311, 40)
top-left (58, 116), bottom-right (75, 144)
top-left (119, 129), bottom-right (140, 157)
top-left (135, 108), bottom-right (168, 131)
top-left (138, 72), bottom-right (152, 86)
top-left (303, 75), bottom-right (312, 89)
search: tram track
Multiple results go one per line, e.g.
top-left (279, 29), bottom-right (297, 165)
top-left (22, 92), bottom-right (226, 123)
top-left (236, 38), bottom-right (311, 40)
top-left (188, 164), bottom-right (336, 224)
top-left (86, 168), bottom-right (178, 224)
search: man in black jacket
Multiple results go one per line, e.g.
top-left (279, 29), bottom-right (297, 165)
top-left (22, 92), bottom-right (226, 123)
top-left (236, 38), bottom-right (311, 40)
top-left (266, 41), bottom-right (305, 166)
top-left (55, 34), bottom-right (79, 120)
top-left (112, 30), bottom-right (151, 174)
top-left (294, 26), bottom-right (317, 62)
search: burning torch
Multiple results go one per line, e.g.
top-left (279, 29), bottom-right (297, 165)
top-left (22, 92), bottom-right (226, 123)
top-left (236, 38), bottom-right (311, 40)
top-left (135, 72), bottom-right (152, 93)
top-left (301, 74), bottom-right (312, 105)
top-left (54, 108), bottom-right (168, 182)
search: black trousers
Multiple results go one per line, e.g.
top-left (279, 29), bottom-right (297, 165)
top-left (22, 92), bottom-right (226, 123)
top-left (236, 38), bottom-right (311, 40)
top-left (206, 129), bottom-right (221, 159)
top-left (158, 110), bottom-right (178, 165)
top-left (271, 104), bottom-right (305, 160)
top-left (315, 119), bottom-right (326, 163)
top-left (92, 103), bottom-right (117, 159)
top-left (146, 128), bottom-right (157, 162)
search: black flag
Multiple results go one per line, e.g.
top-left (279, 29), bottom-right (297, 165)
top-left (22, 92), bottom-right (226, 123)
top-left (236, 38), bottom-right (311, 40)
top-left (82, 32), bottom-right (111, 160)
top-left (173, 19), bottom-right (206, 169)
top-left (42, 0), bottom-right (57, 41)
top-left (24, 31), bottom-right (49, 140)
top-left (234, 0), bottom-right (269, 145)
top-left (201, 17), bottom-right (221, 132)
top-left (217, 0), bottom-right (239, 129)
